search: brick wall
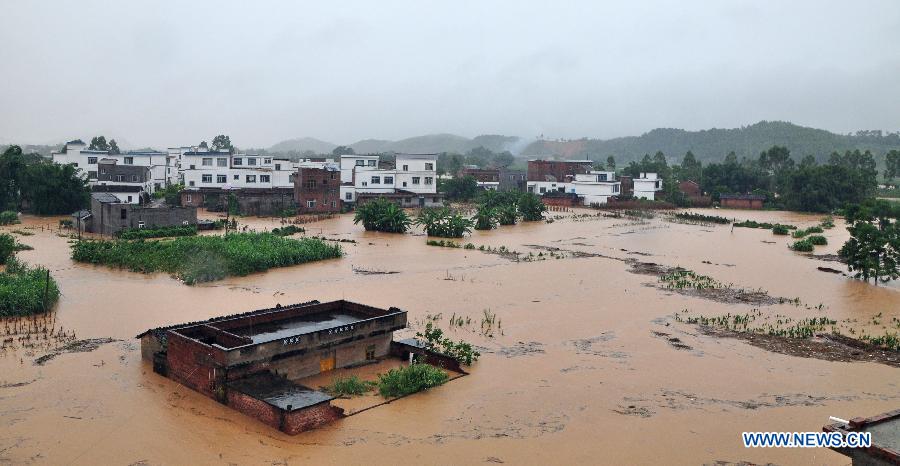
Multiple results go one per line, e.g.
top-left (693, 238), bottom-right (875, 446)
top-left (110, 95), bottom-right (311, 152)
top-left (294, 168), bottom-right (342, 213)
top-left (721, 198), bottom-right (764, 209)
top-left (165, 332), bottom-right (221, 398)
top-left (527, 160), bottom-right (592, 182)
top-left (282, 403), bottom-right (345, 435)
top-left (226, 389), bottom-right (283, 430)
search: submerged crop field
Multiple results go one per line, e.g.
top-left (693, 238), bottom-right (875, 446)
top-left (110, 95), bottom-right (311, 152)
top-left (70, 232), bottom-right (343, 284)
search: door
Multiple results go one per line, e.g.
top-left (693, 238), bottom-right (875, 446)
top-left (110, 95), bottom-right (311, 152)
top-left (319, 353), bottom-right (335, 372)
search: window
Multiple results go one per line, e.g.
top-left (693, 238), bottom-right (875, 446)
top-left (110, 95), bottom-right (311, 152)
top-left (185, 194), bottom-right (192, 203)
top-left (402, 164), bottom-right (408, 171)
top-left (246, 175), bottom-right (256, 183)
top-left (365, 345), bottom-right (375, 360)
top-left (132, 175), bottom-right (138, 182)
top-left (233, 175), bottom-right (239, 180)
top-left (88, 171), bottom-right (97, 179)
top-left (116, 175), bottom-right (125, 182)
top-left (540, 187), bottom-right (547, 194)
top-left (367, 160), bottom-right (376, 166)
top-left (305, 179), bottom-right (317, 189)
top-left (217, 174), bottom-right (227, 183)
top-left (412, 177), bottom-right (420, 185)
top-left (425, 163), bottom-right (433, 171)
top-left (124, 157), bottom-right (133, 164)
top-left (120, 208), bottom-right (127, 219)
top-left (233, 158), bottom-right (243, 166)
top-left (127, 195), bottom-right (133, 203)
top-left (88, 157), bottom-right (97, 164)
top-left (614, 184), bottom-right (620, 193)
top-left (384, 176), bottom-right (393, 184)
top-left (371, 176), bottom-right (380, 184)
top-left (331, 201), bottom-right (336, 208)
top-left (202, 174), bottom-right (212, 183)
top-left (264, 158), bottom-right (272, 164)
top-left (260, 175), bottom-right (270, 183)
top-left (361, 181), bottom-right (367, 187)
top-left (355, 160), bottom-right (364, 166)
top-left (189, 164), bottom-right (196, 169)
top-left (330, 172), bottom-right (336, 179)
top-left (424, 177), bottom-right (433, 185)
top-left (202, 158), bottom-right (213, 166)
top-left (599, 173), bottom-right (608, 181)
top-left (217, 158), bottom-right (227, 167)
top-left (345, 192), bottom-right (352, 200)
top-left (274, 163), bottom-right (281, 170)
top-left (247, 158), bottom-right (257, 166)
top-left (189, 181), bottom-right (195, 187)
top-left (402, 181), bottom-right (407, 187)
top-left (306, 199), bottom-right (316, 208)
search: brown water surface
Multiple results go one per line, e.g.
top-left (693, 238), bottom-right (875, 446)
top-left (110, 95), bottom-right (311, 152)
top-left (0, 209), bottom-right (897, 465)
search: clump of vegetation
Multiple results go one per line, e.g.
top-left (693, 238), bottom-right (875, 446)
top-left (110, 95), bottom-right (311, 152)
top-left (733, 220), bottom-right (797, 230)
top-left (117, 225), bottom-right (198, 240)
top-left (59, 219), bottom-right (74, 229)
top-left (495, 204), bottom-right (519, 225)
top-left (840, 199), bottom-right (900, 284)
top-left (808, 235), bottom-right (828, 246)
top-left (472, 206), bottom-right (497, 231)
top-left (675, 310), bottom-right (838, 339)
top-left (772, 225), bottom-right (790, 235)
top-left (416, 208), bottom-right (474, 238)
top-left (270, 225), bottom-right (304, 236)
top-left (152, 184), bottom-right (184, 207)
top-left (426, 239), bottom-right (461, 248)
top-left (517, 193), bottom-right (546, 222)
top-left (673, 212), bottom-right (731, 224)
top-left (70, 233), bottom-right (342, 284)
top-left (0, 233), bottom-right (16, 264)
top-left (659, 269), bottom-right (723, 290)
top-left (353, 197), bottom-right (411, 233)
top-left (377, 363), bottom-right (449, 398)
top-left (820, 216), bottom-right (835, 229)
top-left (11, 229), bottom-right (33, 236)
top-left (0, 211), bottom-right (20, 225)
top-left (0, 258), bottom-right (60, 316)
top-left (790, 239), bottom-right (814, 252)
top-left (793, 226), bottom-right (825, 238)
top-left (416, 322), bottom-right (481, 365)
top-left (326, 375), bottom-right (375, 397)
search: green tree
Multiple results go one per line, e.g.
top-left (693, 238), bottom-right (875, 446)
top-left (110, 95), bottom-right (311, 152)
top-left (211, 135), bottom-right (233, 153)
top-left (88, 136), bottom-right (110, 151)
top-left (415, 208), bottom-right (473, 237)
top-left (472, 206), bottom-right (497, 230)
top-left (109, 139), bottom-right (121, 155)
top-left (332, 146), bottom-right (355, 156)
top-left (353, 197), bottom-right (411, 233)
top-left (839, 200), bottom-right (900, 284)
top-left (681, 150), bottom-right (701, 182)
top-left (438, 176), bottom-right (479, 201)
top-left (517, 193), bottom-right (546, 221)
top-left (606, 155), bottom-right (615, 170)
top-left (886, 149), bottom-right (900, 181)
top-left (492, 151), bottom-right (515, 168)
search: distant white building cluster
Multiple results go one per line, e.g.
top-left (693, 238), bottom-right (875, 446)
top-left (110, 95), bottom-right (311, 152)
top-left (50, 138), bottom-right (441, 211)
top-left (525, 159), bottom-right (662, 204)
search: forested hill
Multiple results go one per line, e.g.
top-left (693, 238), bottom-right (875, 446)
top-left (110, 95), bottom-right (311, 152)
top-left (521, 121), bottom-right (900, 164)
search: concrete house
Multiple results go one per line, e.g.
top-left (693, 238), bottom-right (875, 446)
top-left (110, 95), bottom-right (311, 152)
top-left (83, 192), bottom-right (197, 236)
top-left (633, 172), bottom-right (663, 200)
top-left (527, 170), bottom-right (622, 205)
top-left (340, 154), bottom-right (443, 207)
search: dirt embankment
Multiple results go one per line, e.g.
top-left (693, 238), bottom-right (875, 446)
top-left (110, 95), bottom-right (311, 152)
top-left (626, 260), bottom-right (781, 306)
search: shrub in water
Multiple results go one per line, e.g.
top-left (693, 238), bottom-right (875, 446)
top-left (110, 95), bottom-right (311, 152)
top-left (0, 258), bottom-right (60, 316)
top-left (772, 225), bottom-right (789, 235)
top-left (327, 375), bottom-right (375, 396)
top-left (790, 239), bottom-right (814, 252)
top-left (808, 235), bottom-right (828, 245)
top-left (118, 225), bottom-right (197, 240)
top-left (0, 211), bottom-right (19, 225)
top-left (353, 197), bottom-right (411, 233)
top-left (377, 363), bottom-right (449, 398)
top-left (0, 234), bottom-right (15, 264)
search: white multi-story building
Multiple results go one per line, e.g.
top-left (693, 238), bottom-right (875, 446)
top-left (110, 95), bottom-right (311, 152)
top-left (181, 151), bottom-right (297, 190)
top-left (51, 139), bottom-right (176, 191)
top-left (633, 172), bottom-right (663, 200)
top-left (527, 170), bottom-right (622, 205)
top-left (339, 153), bottom-right (439, 206)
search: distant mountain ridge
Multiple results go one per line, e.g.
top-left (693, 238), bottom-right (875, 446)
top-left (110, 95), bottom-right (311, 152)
top-left (521, 121), bottom-right (900, 164)
top-left (268, 134), bottom-right (521, 155)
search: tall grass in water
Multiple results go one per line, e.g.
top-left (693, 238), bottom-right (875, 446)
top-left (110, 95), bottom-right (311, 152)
top-left (0, 258), bottom-right (60, 316)
top-left (70, 232), bottom-right (342, 284)
top-left (377, 363), bottom-right (449, 398)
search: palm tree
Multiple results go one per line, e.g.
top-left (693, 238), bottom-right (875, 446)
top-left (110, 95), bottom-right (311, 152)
top-left (518, 193), bottom-right (546, 221)
top-left (353, 198), bottom-right (410, 233)
top-left (473, 206), bottom-right (497, 230)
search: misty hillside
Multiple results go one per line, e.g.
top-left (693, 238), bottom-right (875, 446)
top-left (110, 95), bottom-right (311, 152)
top-left (268, 134), bottom-right (521, 155)
top-left (268, 137), bottom-right (337, 154)
top-left (522, 121), bottom-right (900, 164)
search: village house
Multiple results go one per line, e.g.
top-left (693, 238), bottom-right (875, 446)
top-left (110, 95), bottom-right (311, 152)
top-left (137, 300), bottom-right (409, 434)
top-left (632, 172), bottom-right (663, 200)
top-left (91, 159), bottom-right (153, 204)
top-left (526, 159), bottom-right (593, 182)
top-left (51, 140), bottom-right (177, 190)
top-left (339, 153), bottom-right (443, 207)
top-left (498, 169), bottom-right (527, 191)
top-left (458, 166), bottom-right (500, 190)
top-left (719, 193), bottom-right (766, 209)
top-left (293, 164), bottom-right (342, 213)
top-left (527, 170), bottom-right (622, 206)
top-left (677, 180), bottom-right (712, 206)
top-left (79, 192), bottom-right (197, 236)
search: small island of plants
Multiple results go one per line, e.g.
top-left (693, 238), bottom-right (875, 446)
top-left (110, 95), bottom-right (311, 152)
top-left (70, 232), bottom-right (342, 284)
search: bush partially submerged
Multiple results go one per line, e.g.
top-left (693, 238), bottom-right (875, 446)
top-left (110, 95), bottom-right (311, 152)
top-left (0, 258), bottom-right (59, 316)
top-left (0, 211), bottom-right (19, 225)
top-left (326, 375), bottom-right (375, 397)
top-left (70, 233), bottom-right (342, 284)
top-left (790, 239), bottom-right (814, 252)
top-left (808, 235), bottom-right (828, 245)
top-left (416, 208), bottom-right (474, 238)
top-left (416, 322), bottom-right (481, 365)
top-left (117, 225), bottom-right (197, 240)
top-left (377, 363), bottom-right (449, 398)
top-left (353, 197), bottom-right (411, 233)
top-left (772, 225), bottom-right (790, 235)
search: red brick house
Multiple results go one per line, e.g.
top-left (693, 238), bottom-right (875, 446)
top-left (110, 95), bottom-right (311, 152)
top-left (720, 193), bottom-right (765, 209)
top-left (678, 180), bottom-right (712, 207)
top-left (294, 167), bottom-right (342, 213)
top-left (527, 159), bottom-right (593, 182)
top-left (458, 167), bottom-right (500, 182)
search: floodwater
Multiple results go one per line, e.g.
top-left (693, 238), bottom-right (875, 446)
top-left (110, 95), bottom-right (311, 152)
top-left (0, 208), bottom-right (898, 465)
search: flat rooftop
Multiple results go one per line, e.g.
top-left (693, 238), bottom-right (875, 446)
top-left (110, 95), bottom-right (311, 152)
top-left (229, 310), bottom-right (368, 343)
top-left (228, 371), bottom-right (333, 411)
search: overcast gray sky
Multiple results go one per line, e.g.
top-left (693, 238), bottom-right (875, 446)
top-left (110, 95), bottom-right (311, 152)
top-left (2, 0), bottom-right (899, 148)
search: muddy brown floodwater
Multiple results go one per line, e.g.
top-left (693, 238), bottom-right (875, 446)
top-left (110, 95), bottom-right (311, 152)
top-left (1, 208), bottom-right (898, 465)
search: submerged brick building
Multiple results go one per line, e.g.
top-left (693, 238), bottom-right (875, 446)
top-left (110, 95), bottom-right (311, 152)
top-left (138, 300), bottom-right (408, 434)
